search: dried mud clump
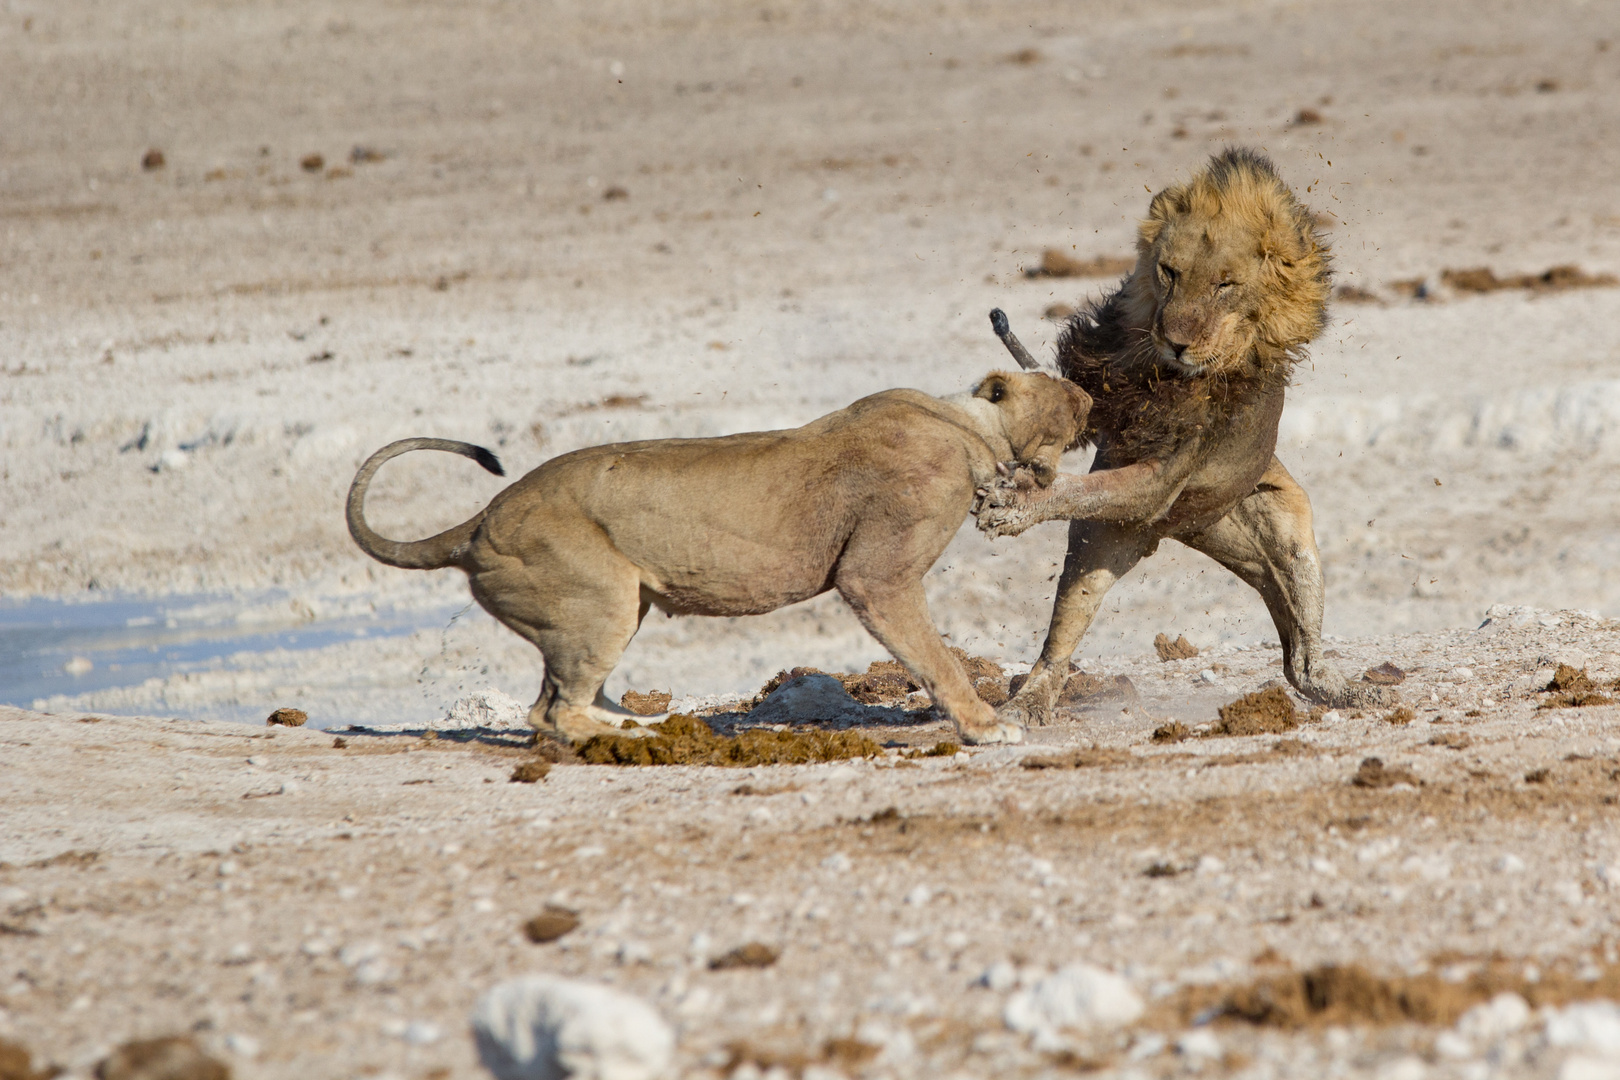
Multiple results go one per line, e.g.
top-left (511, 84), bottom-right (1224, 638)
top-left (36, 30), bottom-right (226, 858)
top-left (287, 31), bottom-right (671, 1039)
top-left (140, 148), bottom-right (165, 171)
top-left (1381, 705), bottom-right (1416, 725)
top-left (1428, 731), bottom-right (1473, 750)
top-left (1362, 661), bottom-right (1406, 685)
top-left (522, 905), bottom-right (580, 943)
top-left (509, 759), bottom-right (551, 783)
top-left (265, 707), bottom-right (307, 727)
top-left (1025, 249), bottom-right (1136, 279)
top-left (1335, 284), bottom-right (1382, 304)
top-left (1056, 672), bottom-right (1139, 709)
top-left (1442, 265), bottom-right (1618, 294)
top-left (0, 1038), bottom-right (53, 1080)
top-left (901, 742), bottom-right (959, 759)
top-left (1352, 757), bottom-right (1419, 788)
top-left (1021, 747), bottom-right (1134, 769)
top-left (619, 689), bottom-right (672, 715)
top-left (94, 1037), bottom-right (228, 1080)
top-left (1154, 633), bottom-right (1199, 661)
top-left (578, 714), bottom-right (882, 767)
top-left (1220, 964), bottom-right (1465, 1028)
top-left (1213, 687), bottom-right (1300, 736)
top-left (710, 942), bottom-right (779, 970)
top-left (1539, 665), bottom-right (1615, 709)
top-left (1151, 722), bottom-right (1191, 744)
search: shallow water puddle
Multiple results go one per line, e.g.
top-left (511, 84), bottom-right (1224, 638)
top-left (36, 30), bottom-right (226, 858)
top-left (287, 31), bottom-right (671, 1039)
top-left (0, 592), bottom-right (460, 718)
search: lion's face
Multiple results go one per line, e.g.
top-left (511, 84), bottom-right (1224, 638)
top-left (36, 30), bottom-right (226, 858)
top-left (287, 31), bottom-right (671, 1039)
top-left (1125, 150), bottom-right (1330, 379)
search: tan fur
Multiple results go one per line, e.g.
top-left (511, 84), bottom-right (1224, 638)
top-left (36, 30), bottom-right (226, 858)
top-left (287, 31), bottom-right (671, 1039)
top-left (349, 371), bottom-right (1088, 746)
top-left (978, 149), bottom-right (1395, 720)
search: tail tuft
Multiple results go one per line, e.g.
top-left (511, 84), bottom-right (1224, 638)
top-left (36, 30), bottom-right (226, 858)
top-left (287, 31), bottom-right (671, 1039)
top-left (473, 445), bottom-right (505, 477)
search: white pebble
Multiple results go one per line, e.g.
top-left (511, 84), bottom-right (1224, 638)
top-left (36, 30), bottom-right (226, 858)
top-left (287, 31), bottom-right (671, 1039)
top-left (977, 961), bottom-right (1018, 993)
top-left (1198, 669), bottom-right (1219, 684)
top-left (1545, 1001), bottom-right (1620, 1055)
top-left (1493, 854), bottom-right (1526, 874)
top-left (1456, 992), bottom-right (1529, 1042)
top-left (1176, 1029), bottom-right (1221, 1059)
top-left (820, 852), bottom-right (851, 873)
top-left (1003, 964), bottom-right (1143, 1035)
top-left (1195, 855), bottom-right (1225, 876)
top-left (471, 975), bottom-right (674, 1080)
top-left (224, 1033), bottom-right (260, 1059)
top-left (1320, 709), bottom-right (1342, 724)
top-left (903, 885), bottom-right (933, 906)
top-left (404, 1020), bottom-right (443, 1045)
top-left (1450, 667), bottom-right (1474, 681)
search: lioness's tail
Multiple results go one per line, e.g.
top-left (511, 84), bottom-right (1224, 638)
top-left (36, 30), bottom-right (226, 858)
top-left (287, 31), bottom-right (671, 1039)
top-left (346, 438), bottom-right (505, 570)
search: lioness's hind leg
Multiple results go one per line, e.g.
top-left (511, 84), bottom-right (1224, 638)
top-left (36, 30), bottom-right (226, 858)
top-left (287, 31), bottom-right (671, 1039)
top-left (471, 557), bottom-right (648, 744)
top-left (1181, 457), bottom-right (1396, 709)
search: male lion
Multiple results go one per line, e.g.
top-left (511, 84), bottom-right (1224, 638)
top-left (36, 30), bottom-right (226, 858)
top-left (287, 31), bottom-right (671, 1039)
top-left (978, 147), bottom-right (1395, 723)
top-left (348, 371), bottom-right (1089, 746)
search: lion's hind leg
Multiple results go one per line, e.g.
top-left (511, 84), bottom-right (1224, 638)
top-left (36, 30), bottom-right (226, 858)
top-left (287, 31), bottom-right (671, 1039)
top-left (997, 519), bottom-right (1158, 727)
top-left (1179, 456), bottom-right (1396, 709)
top-left (469, 548), bottom-right (650, 745)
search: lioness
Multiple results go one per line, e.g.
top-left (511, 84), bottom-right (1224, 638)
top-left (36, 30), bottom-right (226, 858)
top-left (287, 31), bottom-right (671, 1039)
top-left (348, 371), bottom-right (1089, 745)
top-left (979, 148), bottom-right (1396, 723)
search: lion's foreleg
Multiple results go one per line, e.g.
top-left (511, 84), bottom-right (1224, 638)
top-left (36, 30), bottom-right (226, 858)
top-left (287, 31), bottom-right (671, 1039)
top-left (976, 442), bottom-right (1203, 539)
top-left (997, 520), bottom-right (1158, 727)
top-left (1181, 457), bottom-right (1397, 710)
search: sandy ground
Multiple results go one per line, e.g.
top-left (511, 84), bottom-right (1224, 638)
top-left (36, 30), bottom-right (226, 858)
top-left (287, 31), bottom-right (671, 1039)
top-left (5, 0), bottom-right (1620, 1076)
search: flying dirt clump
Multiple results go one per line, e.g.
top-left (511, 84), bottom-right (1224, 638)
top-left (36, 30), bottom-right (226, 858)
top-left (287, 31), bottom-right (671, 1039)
top-left (709, 942), bottom-right (779, 970)
top-left (577, 714), bottom-right (883, 767)
top-left (523, 905), bottom-right (581, 943)
top-left (1441, 265), bottom-right (1618, 294)
top-left (1154, 633), bottom-right (1199, 661)
top-left (1212, 687), bottom-right (1301, 736)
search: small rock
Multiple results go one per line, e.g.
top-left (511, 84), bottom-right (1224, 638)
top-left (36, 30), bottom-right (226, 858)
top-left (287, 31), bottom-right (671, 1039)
top-left (1176, 1030), bottom-right (1221, 1059)
top-left (1494, 854), bottom-right (1526, 873)
top-left (903, 885), bottom-right (933, 906)
top-left (523, 906), bottom-right (581, 944)
top-left (471, 974), bottom-right (674, 1080)
top-left (300, 153), bottom-right (325, 172)
top-left (1003, 964), bottom-right (1143, 1035)
top-left (709, 942), bottom-right (778, 970)
top-left (1545, 1001), bottom-right (1620, 1055)
top-left (141, 148), bottom-right (165, 170)
top-left (1456, 992), bottom-right (1529, 1042)
top-left (820, 852), bottom-right (851, 873)
top-left (222, 1033), bottom-right (259, 1059)
top-left (978, 961), bottom-right (1018, 992)
top-left (94, 1037), bottom-right (229, 1080)
top-left (266, 707), bottom-right (307, 727)
top-left (403, 1021), bottom-right (443, 1045)
top-left (748, 674), bottom-right (869, 725)
top-left (1197, 668), bottom-right (1219, 684)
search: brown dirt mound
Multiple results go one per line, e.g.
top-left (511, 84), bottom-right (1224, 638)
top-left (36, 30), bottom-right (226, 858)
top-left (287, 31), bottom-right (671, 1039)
top-left (1210, 957), bottom-right (1620, 1030)
top-left (1150, 722), bottom-right (1191, 744)
top-left (578, 714), bottom-right (883, 767)
top-left (753, 650), bottom-right (1002, 708)
top-left (1382, 705), bottom-right (1416, 725)
top-left (619, 689), bottom-right (672, 715)
top-left (1539, 666), bottom-right (1615, 709)
top-left (522, 905), bottom-right (580, 943)
top-left (1352, 757), bottom-right (1419, 788)
top-left (1025, 249), bottom-right (1135, 279)
top-left (1153, 633), bottom-right (1199, 661)
top-left (1021, 747), bottom-right (1134, 769)
top-left (1055, 672), bottom-right (1138, 709)
top-left (266, 707), bottom-right (307, 727)
top-left (901, 742), bottom-right (959, 759)
top-left (710, 942), bottom-right (779, 969)
top-left (1362, 661), bottom-right (1406, 685)
top-left (1442, 264), bottom-right (1618, 293)
top-left (509, 759), bottom-right (551, 783)
top-left (95, 1037), bottom-right (227, 1080)
top-left (0, 1038), bottom-right (52, 1080)
top-left (1213, 687), bottom-right (1299, 735)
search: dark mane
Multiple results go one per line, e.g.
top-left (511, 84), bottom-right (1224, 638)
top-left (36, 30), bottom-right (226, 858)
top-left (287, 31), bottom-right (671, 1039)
top-left (1053, 289), bottom-right (1300, 463)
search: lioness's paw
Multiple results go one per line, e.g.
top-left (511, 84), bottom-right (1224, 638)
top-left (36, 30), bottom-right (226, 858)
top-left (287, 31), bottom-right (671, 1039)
top-left (975, 504), bottom-right (1040, 539)
top-left (959, 719), bottom-right (1025, 745)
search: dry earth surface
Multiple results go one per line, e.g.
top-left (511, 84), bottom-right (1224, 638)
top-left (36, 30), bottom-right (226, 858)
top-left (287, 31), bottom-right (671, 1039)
top-left (4, 0), bottom-right (1620, 1077)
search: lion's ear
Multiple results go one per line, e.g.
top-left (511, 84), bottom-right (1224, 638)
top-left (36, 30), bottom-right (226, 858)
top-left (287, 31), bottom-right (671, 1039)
top-left (976, 375), bottom-right (1009, 404)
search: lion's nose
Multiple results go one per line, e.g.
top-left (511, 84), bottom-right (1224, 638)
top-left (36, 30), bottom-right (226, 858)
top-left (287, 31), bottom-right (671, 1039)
top-left (1167, 340), bottom-right (1189, 359)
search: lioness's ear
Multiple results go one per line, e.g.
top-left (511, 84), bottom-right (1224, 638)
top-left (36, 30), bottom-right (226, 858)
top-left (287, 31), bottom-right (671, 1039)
top-left (976, 375), bottom-right (1009, 405)
top-left (1063, 380), bottom-right (1092, 422)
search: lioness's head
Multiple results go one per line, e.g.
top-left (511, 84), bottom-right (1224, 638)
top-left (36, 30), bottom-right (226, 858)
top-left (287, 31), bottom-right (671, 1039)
top-left (1123, 148), bottom-right (1330, 378)
top-left (974, 370), bottom-right (1091, 486)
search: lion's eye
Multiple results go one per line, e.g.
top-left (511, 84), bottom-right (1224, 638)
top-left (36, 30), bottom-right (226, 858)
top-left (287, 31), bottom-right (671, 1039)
top-left (1216, 280), bottom-right (1236, 291)
top-left (1158, 263), bottom-right (1178, 281)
